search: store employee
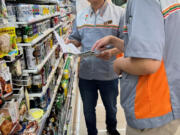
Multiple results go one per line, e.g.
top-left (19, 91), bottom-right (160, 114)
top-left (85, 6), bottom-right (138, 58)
top-left (66, 0), bottom-right (124, 135)
top-left (92, 0), bottom-right (180, 135)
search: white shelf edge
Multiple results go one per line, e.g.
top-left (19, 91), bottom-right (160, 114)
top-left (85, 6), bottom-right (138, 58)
top-left (46, 69), bottom-right (63, 116)
top-left (16, 13), bottom-right (61, 26)
top-left (17, 29), bottom-right (53, 47)
top-left (28, 54), bottom-right (62, 98)
top-left (23, 45), bottom-right (58, 74)
top-left (17, 23), bottom-right (62, 47)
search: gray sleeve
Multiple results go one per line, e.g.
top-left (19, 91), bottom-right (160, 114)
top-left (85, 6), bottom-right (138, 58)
top-left (118, 9), bottom-right (125, 39)
top-left (125, 0), bottom-right (165, 61)
top-left (69, 18), bottom-right (81, 42)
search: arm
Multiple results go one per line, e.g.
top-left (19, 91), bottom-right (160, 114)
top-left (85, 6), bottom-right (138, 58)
top-left (114, 0), bottom-right (165, 76)
top-left (65, 38), bottom-right (81, 47)
top-left (67, 18), bottom-right (81, 47)
top-left (92, 35), bottom-right (124, 60)
top-left (113, 57), bottom-right (161, 75)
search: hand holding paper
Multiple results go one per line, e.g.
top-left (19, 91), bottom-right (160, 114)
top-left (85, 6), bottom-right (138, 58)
top-left (54, 31), bottom-right (100, 57)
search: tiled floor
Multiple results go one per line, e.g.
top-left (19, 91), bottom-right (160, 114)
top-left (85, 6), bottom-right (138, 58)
top-left (73, 85), bottom-right (127, 135)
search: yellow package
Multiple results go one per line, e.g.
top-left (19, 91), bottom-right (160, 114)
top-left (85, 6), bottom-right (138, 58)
top-left (0, 27), bottom-right (18, 58)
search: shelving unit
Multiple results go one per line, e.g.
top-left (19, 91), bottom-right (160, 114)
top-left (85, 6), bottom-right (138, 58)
top-left (16, 13), bottom-right (61, 26)
top-left (0, 0), bottom-right (77, 134)
top-left (17, 23), bottom-right (62, 47)
top-left (28, 53), bottom-right (63, 98)
top-left (6, 0), bottom-right (59, 4)
top-left (23, 44), bottom-right (58, 74)
top-left (37, 56), bottom-right (68, 135)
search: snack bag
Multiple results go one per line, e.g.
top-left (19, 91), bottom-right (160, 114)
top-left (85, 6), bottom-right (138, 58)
top-left (0, 27), bottom-right (18, 58)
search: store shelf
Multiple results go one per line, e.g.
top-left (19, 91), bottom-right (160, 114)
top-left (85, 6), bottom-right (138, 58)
top-left (17, 23), bottom-right (62, 47)
top-left (17, 29), bottom-right (53, 47)
top-left (13, 86), bottom-right (24, 104)
top-left (16, 12), bottom-right (61, 26)
top-left (23, 45), bottom-right (58, 74)
top-left (60, 5), bottom-right (73, 8)
top-left (67, 58), bottom-right (79, 134)
top-left (6, 0), bottom-right (58, 4)
top-left (66, 11), bottom-right (73, 15)
top-left (5, 49), bottom-right (23, 63)
top-left (37, 58), bottom-right (66, 135)
top-left (28, 53), bottom-right (63, 98)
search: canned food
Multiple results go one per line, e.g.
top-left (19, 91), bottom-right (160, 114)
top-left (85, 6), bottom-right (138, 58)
top-left (25, 44), bottom-right (42, 69)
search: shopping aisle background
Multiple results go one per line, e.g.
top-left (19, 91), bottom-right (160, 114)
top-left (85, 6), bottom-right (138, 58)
top-left (72, 84), bottom-right (127, 135)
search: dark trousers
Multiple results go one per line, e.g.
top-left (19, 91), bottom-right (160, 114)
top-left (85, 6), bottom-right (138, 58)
top-left (79, 78), bottom-right (119, 135)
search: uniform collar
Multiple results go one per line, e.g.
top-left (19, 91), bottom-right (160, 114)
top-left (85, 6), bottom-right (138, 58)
top-left (89, 0), bottom-right (108, 17)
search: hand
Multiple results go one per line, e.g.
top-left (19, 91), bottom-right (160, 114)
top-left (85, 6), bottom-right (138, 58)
top-left (65, 38), bottom-right (81, 47)
top-left (113, 59), bottom-right (122, 75)
top-left (96, 50), bottom-right (112, 60)
top-left (65, 38), bottom-right (71, 44)
top-left (92, 36), bottom-right (113, 51)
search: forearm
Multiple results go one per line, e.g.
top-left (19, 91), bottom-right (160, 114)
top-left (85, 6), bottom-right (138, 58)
top-left (115, 57), bottom-right (161, 75)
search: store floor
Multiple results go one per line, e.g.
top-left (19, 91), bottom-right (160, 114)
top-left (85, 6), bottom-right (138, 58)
top-left (72, 83), bottom-right (127, 135)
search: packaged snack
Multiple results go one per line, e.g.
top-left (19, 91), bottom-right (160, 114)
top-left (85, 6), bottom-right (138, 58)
top-left (0, 61), bottom-right (13, 98)
top-left (23, 121), bottom-right (38, 135)
top-left (32, 5), bottom-right (39, 17)
top-left (0, 0), bottom-right (8, 25)
top-left (0, 26), bottom-right (18, 58)
top-left (0, 33), bottom-right (11, 53)
top-left (9, 60), bottom-right (22, 76)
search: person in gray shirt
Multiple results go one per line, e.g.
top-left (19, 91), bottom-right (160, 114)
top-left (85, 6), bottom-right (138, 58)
top-left (66, 0), bottom-right (124, 134)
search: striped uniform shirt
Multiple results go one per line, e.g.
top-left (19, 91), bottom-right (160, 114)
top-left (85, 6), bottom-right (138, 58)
top-left (69, 1), bottom-right (124, 80)
top-left (121, 0), bottom-right (180, 129)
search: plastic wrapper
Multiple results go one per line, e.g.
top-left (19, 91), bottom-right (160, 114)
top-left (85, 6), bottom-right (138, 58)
top-left (0, 27), bottom-right (18, 58)
top-left (0, 0), bottom-right (8, 25)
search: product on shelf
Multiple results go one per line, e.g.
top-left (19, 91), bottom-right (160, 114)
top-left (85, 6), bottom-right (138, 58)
top-left (22, 121), bottom-right (38, 135)
top-left (25, 108), bottom-right (44, 123)
top-left (9, 60), bottom-right (22, 77)
top-left (16, 4), bottom-right (60, 22)
top-left (22, 24), bottom-right (35, 43)
top-left (0, 60), bottom-right (13, 98)
top-left (0, 93), bottom-right (5, 108)
top-left (25, 45), bottom-right (42, 69)
top-left (0, 0), bottom-right (8, 25)
top-left (6, 4), bottom-right (16, 24)
top-left (16, 4), bottom-right (34, 22)
top-left (0, 27), bottom-right (18, 58)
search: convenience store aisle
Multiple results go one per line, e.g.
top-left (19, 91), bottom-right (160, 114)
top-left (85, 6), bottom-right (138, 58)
top-left (72, 84), bottom-right (127, 135)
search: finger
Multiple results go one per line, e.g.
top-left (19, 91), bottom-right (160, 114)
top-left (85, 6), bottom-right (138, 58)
top-left (92, 40), bottom-right (102, 51)
top-left (92, 39), bottom-right (107, 51)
